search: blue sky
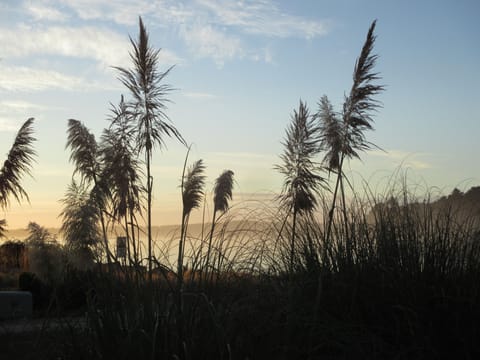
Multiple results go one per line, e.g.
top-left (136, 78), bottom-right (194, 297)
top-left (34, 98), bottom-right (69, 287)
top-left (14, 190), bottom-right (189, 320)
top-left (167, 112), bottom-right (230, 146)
top-left (0, 0), bottom-right (479, 228)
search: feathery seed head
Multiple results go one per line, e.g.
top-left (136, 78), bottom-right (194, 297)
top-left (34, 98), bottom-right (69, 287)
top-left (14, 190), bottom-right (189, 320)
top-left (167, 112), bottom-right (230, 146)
top-left (182, 159), bottom-right (206, 217)
top-left (0, 118), bottom-right (36, 209)
top-left (214, 169), bottom-right (234, 214)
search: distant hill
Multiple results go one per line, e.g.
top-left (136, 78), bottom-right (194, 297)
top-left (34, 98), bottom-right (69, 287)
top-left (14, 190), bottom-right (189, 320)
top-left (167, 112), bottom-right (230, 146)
top-left (370, 186), bottom-right (480, 224)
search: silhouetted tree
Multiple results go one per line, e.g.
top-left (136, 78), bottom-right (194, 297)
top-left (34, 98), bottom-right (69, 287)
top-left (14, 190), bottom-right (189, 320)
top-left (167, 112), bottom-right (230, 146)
top-left (115, 16), bottom-right (186, 280)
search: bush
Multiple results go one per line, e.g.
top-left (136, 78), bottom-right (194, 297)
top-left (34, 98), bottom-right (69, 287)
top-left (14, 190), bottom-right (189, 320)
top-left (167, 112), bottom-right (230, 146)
top-left (27, 241), bottom-right (65, 285)
top-left (18, 271), bottom-right (52, 310)
top-left (0, 272), bottom-right (18, 289)
top-left (57, 269), bottom-right (94, 312)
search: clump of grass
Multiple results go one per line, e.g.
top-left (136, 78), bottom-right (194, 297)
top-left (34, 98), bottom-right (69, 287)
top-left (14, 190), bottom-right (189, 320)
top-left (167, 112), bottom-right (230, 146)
top-left (295, 179), bottom-right (480, 358)
top-left (8, 180), bottom-right (480, 359)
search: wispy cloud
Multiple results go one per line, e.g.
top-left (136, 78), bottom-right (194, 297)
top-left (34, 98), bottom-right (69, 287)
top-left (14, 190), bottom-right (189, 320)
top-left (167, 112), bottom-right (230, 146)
top-left (3, 0), bottom-right (331, 78)
top-left (0, 100), bottom-right (50, 112)
top-left (235, 191), bottom-right (277, 201)
top-left (0, 23), bottom-right (181, 70)
top-left (183, 91), bottom-right (217, 99)
top-left (0, 100), bottom-right (46, 132)
top-left (57, 0), bottom-right (156, 26)
top-left (0, 65), bottom-right (113, 92)
top-left (367, 149), bottom-right (432, 170)
top-left (1, 25), bottom-right (129, 68)
top-left (39, 0), bottom-right (330, 65)
top-left (24, 1), bottom-right (69, 22)
top-left (180, 23), bottom-right (244, 65)
top-left (195, 0), bottom-right (330, 39)
top-left (175, 0), bottom-right (329, 65)
top-left (0, 118), bottom-right (23, 132)
top-left (56, 0), bottom-right (329, 38)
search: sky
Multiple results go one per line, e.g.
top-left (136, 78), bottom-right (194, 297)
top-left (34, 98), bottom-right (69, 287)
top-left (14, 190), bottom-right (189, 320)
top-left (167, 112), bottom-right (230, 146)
top-left (0, 0), bottom-right (479, 230)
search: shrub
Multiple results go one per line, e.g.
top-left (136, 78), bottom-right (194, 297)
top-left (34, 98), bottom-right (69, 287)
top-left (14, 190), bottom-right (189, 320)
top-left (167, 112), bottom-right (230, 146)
top-left (0, 271), bottom-right (18, 289)
top-left (18, 271), bottom-right (52, 311)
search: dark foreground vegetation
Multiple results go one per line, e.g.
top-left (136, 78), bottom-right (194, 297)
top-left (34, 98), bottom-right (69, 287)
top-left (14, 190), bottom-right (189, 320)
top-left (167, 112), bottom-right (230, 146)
top-left (2, 189), bottom-right (480, 360)
top-left (1, 18), bottom-right (479, 360)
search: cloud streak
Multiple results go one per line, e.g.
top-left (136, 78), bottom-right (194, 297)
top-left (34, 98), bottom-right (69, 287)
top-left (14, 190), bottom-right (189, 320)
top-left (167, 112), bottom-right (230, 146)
top-left (183, 92), bottom-right (217, 99)
top-left (57, 0), bottom-right (156, 26)
top-left (0, 22), bottom-right (181, 70)
top-left (56, 0), bottom-right (329, 38)
top-left (176, 0), bottom-right (330, 65)
top-left (0, 65), bottom-right (115, 92)
top-left (1, 25), bottom-right (130, 68)
top-left (24, 1), bottom-right (69, 22)
top-left (0, 0), bottom-right (331, 91)
top-left (0, 100), bottom-right (45, 132)
top-left (0, 118), bottom-right (23, 132)
top-left (28, 0), bottom-right (330, 65)
top-left (367, 149), bottom-right (432, 170)
top-left (195, 0), bottom-right (330, 39)
top-left (0, 100), bottom-right (50, 112)
top-left (180, 23), bottom-right (245, 65)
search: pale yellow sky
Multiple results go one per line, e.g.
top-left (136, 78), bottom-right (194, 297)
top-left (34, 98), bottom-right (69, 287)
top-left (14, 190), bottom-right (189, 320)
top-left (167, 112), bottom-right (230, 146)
top-left (3, 151), bottom-right (473, 232)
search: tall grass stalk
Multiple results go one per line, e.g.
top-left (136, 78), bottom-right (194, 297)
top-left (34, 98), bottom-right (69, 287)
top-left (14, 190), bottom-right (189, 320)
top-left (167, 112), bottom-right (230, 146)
top-left (275, 100), bottom-right (325, 274)
top-left (115, 17), bottom-right (186, 282)
top-left (66, 119), bottom-right (113, 267)
top-left (205, 170), bottom-right (234, 283)
top-left (324, 20), bottom-right (384, 247)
